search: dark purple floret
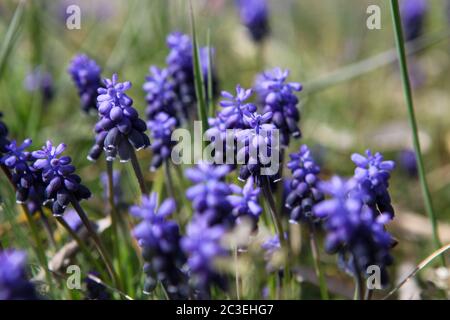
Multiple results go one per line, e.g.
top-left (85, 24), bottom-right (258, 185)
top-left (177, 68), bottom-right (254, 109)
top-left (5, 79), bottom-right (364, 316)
top-left (185, 162), bottom-right (235, 227)
top-left (85, 272), bottom-right (111, 300)
top-left (351, 150), bottom-right (395, 217)
top-left (314, 176), bottom-right (395, 286)
top-left (255, 68), bottom-right (302, 146)
top-left (0, 250), bottom-right (39, 300)
top-left (1, 139), bottom-right (37, 204)
top-left (89, 74), bottom-right (150, 162)
top-left (63, 209), bottom-right (83, 232)
top-left (228, 176), bottom-right (262, 228)
top-left (181, 216), bottom-right (227, 299)
top-left (24, 67), bottom-right (54, 103)
top-left (401, 0), bottom-right (427, 42)
top-left (0, 112), bottom-right (10, 154)
top-left (131, 193), bottom-right (189, 299)
top-left (236, 111), bottom-right (280, 185)
top-left (236, 0), bottom-right (270, 43)
top-left (32, 141), bottom-right (91, 216)
top-left (397, 149), bottom-right (417, 177)
top-left (68, 54), bottom-right (102, 113)
top-left (148, 112), bottom-right (177, 171)
top-left (285, 145), bottom-right (324, 224)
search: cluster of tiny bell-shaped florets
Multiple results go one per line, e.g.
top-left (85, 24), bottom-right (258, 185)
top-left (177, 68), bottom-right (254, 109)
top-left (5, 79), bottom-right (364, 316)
top-left (88, 74), bottom-right (150, 162)
top-left (235, 0), bottom-right (270, 43)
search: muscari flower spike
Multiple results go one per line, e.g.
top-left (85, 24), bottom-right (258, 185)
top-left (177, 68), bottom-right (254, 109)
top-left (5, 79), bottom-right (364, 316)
top-left (32, 140), bottom-right (91, 216)
top-left (24, 67), bottom-right (54, 104)
top-left (181, 216), bottom-right (227, 299)
top-left (227, 176), bottom-right (262, 228)
top-left (285, 145), bottom-right (324, 224)
top-left (255, 67), bottom-right (302, 146)
top-left (401, 0), bottom-right (427, 42)
top-left (398, 149), bottom-right (417, 177)
top-left (351, 150), bottom-right (395, 217)
top-left (314, 176), bottom-right (395, 286)
top-left (131, 193), bottom-right (189, 299)
top-left (236, 0), bottom-right (270, 43)
top-left (218, 85), bottom-right (257, 129)
top-left (68, 54), bottom-right (102, 113)
top-left (185, 162), bottom-right (235, 227)
top-left (0, 250), bottom-right (39, 300)
top-left (236, 111), bottom-right (279, 185)
top-left (148, 112), bottom-right (178, 171)
top-left (88, 74), bottom-right (150, 162)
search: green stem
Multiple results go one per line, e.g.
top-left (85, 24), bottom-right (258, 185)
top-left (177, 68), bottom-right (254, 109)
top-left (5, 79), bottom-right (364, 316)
top-left (164, 160), bottom-right (175, 200)
top-left (352, 255), bottom-right (364, 300)
top-left (69, 195), bottom-right (120, 288)
top-left (389, 0), bottom-right (445, 266)
top-left (308, 222), bottom-right (329, 300)
top-left (126, 141), bottom-right (148, 195)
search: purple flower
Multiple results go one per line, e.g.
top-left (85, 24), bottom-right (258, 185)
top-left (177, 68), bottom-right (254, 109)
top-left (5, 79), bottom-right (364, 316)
top-left (255, 68), bottom-right (302, 146)
top-left (32, 140), bottom-right (91, 215)
top-left (68, 54), bottom-right (102, 113)
top-left (185, 162), bottom-right (235, 227)
top-left (131, 193), bottom-right (188, 298)
top-left (401, 0), bottom-right (427, 42)
top-left (0, 112), bottom-right (10, 154)
top-left (218, 85), bottom-right (257, 129)
top-left (397, 149), bottom-right (417, 177)
top-left (228, 176), bottom-right (262, 228)
top-left (88, 74), bottom-right (150, 162)
top-left (285, 145), bottom-right (324, 223)
top-left (314, 176), bottom-right (395, 286)
top-left (351, 150), bottom-right (395, 216)
top-left (63, 209), bottom-right (84, 232)
top-left (236, 0), bottom-right (270, 43)
top-left (181, 216), bottom-right (227, 299)
top-left (0, 139), bottom-right (37, 204)
top-left (236, 111), bottom-right (279, 184)
top-left (0, 250), bottom-right (38, 300)
top-left (24, 67), bottom-right (54, 103)
top-left (148, 112), bottom-right (177, 171)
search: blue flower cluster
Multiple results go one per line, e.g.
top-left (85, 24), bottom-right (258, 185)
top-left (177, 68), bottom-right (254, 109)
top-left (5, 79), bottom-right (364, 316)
top-left (228, 176), bottom-right (262, 229)
top-left (68, 54), bottom-right (102, 113)
top-left (131, 193), bottom-right (189, 299)
top-left (32, 140), bottom-right (91, 215)
top-left (0, 250), bottom-right (38, 300)
top-left (351, 150), bottom-right (395, 217)
top-left (285, 145), bottom-right (324, 223)
top-left (236, 0), bottom-right (270, 43)
top-left (89, 74), bottom-right (150, 162)
top-left (24, 67), bottom-right (54, 104)
top-left (314, 176), bottom-right (395, 286)
top-left (147, 112), bottom-right (178, 171)
top-left (255, 68), bottom-right (302, 146)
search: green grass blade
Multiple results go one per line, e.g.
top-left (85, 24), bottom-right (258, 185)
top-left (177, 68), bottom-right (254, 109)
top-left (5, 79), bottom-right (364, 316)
top-left (189, 1), bottom-right (208, 133)
top-left (389, 0), bottom-right (445, 266)
top-left (206, 29), bottom-right (215, 118)
top-left (0, 0), bottom-right (25, 79)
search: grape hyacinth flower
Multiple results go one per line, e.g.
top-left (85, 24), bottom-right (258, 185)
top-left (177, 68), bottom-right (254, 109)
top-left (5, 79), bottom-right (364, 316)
top-left (143, 66), bottom-right (180, 121)
top-left (228, 176), bottom-right (262, 228)
top-left (68, 54), bottom-right (102, 113)
top-left (285, 145), bottom-right (324, 223)
top-left (236, 111), bottom-right (279, 185)
top-left (218, 85), bottom-right (257, 129)
top-left (24, 67), bottom-right (54, 103)
top-left (85, 272), bottom-right (111, 300)
top-left (181, 217), bottom-right (227, 299)
top-left (314, 176), bottom-right (395, 286)
top-left (89, 74), bottom-right (150, 162)
top-left (32, 141), bottom-right (91, 216)
top-left (400, 0), bottom-right (427, 42)
top-left (255, 68), bottom-right (302, 146)
top-left (397, 149), bottom-right (417, 177)
top-left (261, 233), bottom-right (284, 272)
top-left (148, 112), bottom-right (177, 171)
top-left (351, 150), bottom-right (395, 217)
top-left (236, 0), bottom-right (270, 43)
top-left (0, 139), bottom-right (37, 204)
top-left (0, 250), bottom-right (39, 300)
top-left (131, 193), bottom-right (189, 299)
top-left (185, 162), bottom-right (235, 227)
top-left (63, 209), bottom-right (84, 232)
top-left (0, 112), bottom-right (10, 154)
